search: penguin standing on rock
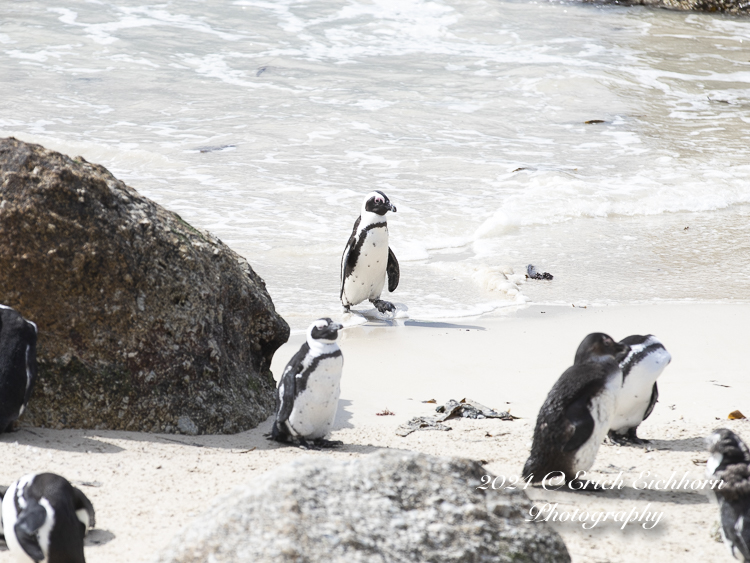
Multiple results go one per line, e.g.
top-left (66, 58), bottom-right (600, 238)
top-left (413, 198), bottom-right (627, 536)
top-left (2, 472), bottom-right (95, 563)
top-left (706, 429), bottom-right (750, 562)
top-left (340, 191), bottom-right (399, 314)
top-left (270, 318), bottom-right (344, 450)
top-left (608, 334), bottom-right (671, 445)
top-left (0, 305), bottom-right (38, 433)
top-left (522, 333), bottom-right (630, 489)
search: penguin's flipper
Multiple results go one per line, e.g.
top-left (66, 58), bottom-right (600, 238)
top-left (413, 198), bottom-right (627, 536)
top-left (642, 382), bottom-right (659, 422)
top-left (387, 247), bottom-right (400, 292)
top-left (563, 392), bottom-right (595, 453)
top-left (72, 486), bottom-right (96, 531)
top-left (14, 501), bottom-right (46, 562)
top-left (23, 330), bottom-right (38, 411)
top-left (340, 217), bottom-right (361, 284)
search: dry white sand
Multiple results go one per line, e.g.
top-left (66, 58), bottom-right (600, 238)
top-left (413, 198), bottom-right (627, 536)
top-left (0, 303), bottom-right (747, 563)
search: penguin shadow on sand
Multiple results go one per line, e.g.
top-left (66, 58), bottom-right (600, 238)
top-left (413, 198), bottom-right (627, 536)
top-left (344, 316), bottom-right (488, 331)
top-left (0, 529), bottom-right (117, 552)
top-left (84, 529), bottom-right (116, 548)
top-left (345, 305), bottom-right (407, 326)
top-left (633, 436), bottom-right (707, 453)
top-left (333, 399), bottom-right (354, 430)
top-left (525, 473), bottom-right (710, 507)
top-left (4, 426), bottom-right (125, 454)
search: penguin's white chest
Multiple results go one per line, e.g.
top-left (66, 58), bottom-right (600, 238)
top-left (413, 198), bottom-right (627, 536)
top-left (342, 227), bottom-right (389, 306)
top-left (611, 348), bottom-right (670, 433)
top-left (573, 372), bottom-right (622, 472)
top-left (287, 355), bottom-right (343, 440)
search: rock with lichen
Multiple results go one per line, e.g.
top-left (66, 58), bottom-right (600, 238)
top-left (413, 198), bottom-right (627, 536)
top-left (0, 137), bottom-right (289, 434)
top-left (586, 0), bottom-right (750, 14)
top-left (155, 450), bottom-right (571, 563)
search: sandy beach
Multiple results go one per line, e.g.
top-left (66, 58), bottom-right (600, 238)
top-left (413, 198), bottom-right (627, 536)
top-left (0, 302), bottom-right (746, 563)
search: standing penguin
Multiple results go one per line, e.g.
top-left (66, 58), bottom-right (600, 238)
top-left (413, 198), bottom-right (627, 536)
top-left (0, 305), bottom-right (38, 433)
top-left (270, 318), bottom-right (344, 449)
top-left (2, 472), bottom-right (95, 563)
top-left (522, 333), bottom-right (630, 488)
top-left (706, 429), bottom-right (750, 562)
top-left (608, 334), bottom-right (671, 445)
top-left (340, 191), bottom-right (399, 314)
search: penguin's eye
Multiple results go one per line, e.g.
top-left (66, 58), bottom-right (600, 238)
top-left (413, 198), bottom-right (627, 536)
top-left (375, 197), bottom-right (383, 203)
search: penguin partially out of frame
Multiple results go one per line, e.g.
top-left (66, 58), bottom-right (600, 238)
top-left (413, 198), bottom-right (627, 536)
top-left (0, 305), bottom-right (38, 433)
top-left (706, 428), bottom-right (750, 562)
top-left (2, 472), bottom-right (95, 563)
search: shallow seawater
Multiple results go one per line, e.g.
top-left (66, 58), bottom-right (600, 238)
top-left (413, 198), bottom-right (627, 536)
top-left (2, 0), bottom-right (750, 329)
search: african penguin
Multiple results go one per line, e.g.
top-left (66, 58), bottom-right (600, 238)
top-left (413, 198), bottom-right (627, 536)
top-left (607, 334), bottom-right (671, 445)
top-left (2, 473), bottom-right (95, 563)
top-left (340, 191), bottom-right (400, 314)
top-left (270, 318), bottom-right (344, 449)
top-left (0, 305), bottom-right (38, 433)
top-left (706, 429), bottom-right (750, 562)
top-left (522, 333), bottom-right (630, 489)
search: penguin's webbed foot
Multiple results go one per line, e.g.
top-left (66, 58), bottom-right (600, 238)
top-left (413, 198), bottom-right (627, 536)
top-left (371, 299), bottom-right (396, 314)
top-left (313, 438), bottom-right (343, 449)
top-left (297, 437), bottom-right (320, 451)
top-left (607, 429), bottom-right (649, 446)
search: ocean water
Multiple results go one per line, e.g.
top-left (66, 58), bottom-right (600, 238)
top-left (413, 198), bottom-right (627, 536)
top-left (2, 0), bottom-right (750, 330)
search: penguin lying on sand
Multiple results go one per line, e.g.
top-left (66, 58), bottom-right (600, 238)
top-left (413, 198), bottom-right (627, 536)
top-left (340, 191), bottom-right (399, 314)
top-left (608, 334), bottom-right (671, 445)
top-left (270, 318), bottom-right (344, 450)
top-left (522, 333), bottom-right (629, 489)
top-left (3, 473), bottom-right (95, 563)
top-left (0, 305), bottom-right (38, 433)
top-left (706, 429), bottom-right (750, 562)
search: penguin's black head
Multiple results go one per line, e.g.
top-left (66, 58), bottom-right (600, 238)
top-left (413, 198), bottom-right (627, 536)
top-left (364, 191), bottom-right (396, 216)
top-left (309, 318), bottom-right (343, 343)
top-left (706, 428), bottom-right (750, 474)
top-left (573, 332), bottom-right (630, 365)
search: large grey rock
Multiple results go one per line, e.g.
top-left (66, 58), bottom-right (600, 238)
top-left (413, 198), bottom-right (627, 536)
top-left (0, 137), bottom-right (289, 434)
top-left (155, 450), bottom-right (571, 563)
top-left (587, 0), bottom-right (749, 14)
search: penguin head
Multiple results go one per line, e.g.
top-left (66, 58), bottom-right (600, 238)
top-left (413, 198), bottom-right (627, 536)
top-left (573, 332), bottom-right (630, 365)
top-left (363, 191), bottom-right (396, 216)
top-left (706, 428), bottom-right (750, 475)
top-left (308, 318), bottom-right (343, 344)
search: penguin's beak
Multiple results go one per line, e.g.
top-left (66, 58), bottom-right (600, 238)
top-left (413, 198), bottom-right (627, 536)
top-left (331, 323), bottom-right (344, 331)
top-left (389, 203), bottom-right (397, 212)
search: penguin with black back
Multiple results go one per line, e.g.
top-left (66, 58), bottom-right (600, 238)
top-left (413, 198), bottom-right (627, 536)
top-left (706, 428), bottom-right (750, 562)
top-left (609, 334), bottom-right (671, 445)
top-left (2, 472), bottom-right (95, 563)
top-left (0, 305), bottom-right (38, 433)
top-left (340, 191), bottom-right (399, 314)
top-left (522, 333), bottom-right (630, 489)
top-left (270, 318), bottom-right (344, 450)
